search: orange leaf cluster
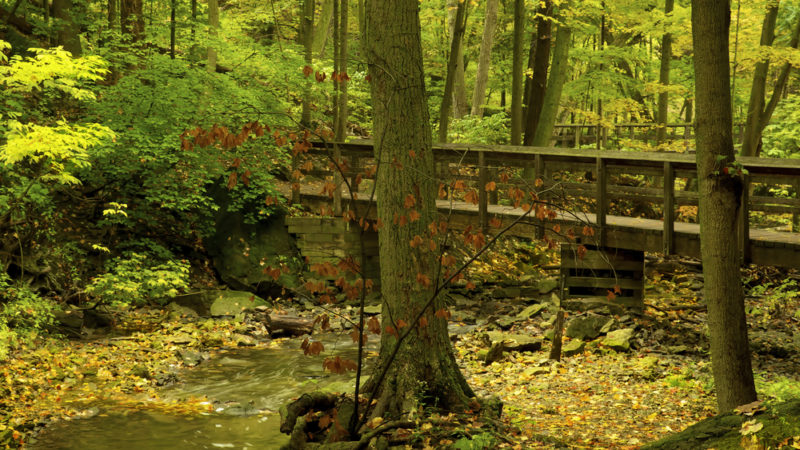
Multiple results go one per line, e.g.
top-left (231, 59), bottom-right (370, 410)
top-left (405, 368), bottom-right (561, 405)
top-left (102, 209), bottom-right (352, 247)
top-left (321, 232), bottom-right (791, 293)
top-left (323, 356), bottom-right (358, 374)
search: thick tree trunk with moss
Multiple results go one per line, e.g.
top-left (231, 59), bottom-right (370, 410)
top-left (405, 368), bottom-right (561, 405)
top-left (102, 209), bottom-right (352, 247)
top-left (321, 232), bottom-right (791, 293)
top-left (52, 0), bottom-right (82, 56)
top-left (655, 0), bottom-right (674, 144)
top-left (448, 0), bottom-right (469, 119)
top-left (365, 0), bottom-right (474, 416)
top-left (691, 0), bottom-right (758, 412)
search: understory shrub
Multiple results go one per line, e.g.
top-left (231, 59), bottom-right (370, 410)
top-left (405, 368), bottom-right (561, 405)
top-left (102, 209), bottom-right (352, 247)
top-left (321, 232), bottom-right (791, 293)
top-left (0, 273), bottom-right (56, 360)
top-left (85, 253), bottom-right (190, 306)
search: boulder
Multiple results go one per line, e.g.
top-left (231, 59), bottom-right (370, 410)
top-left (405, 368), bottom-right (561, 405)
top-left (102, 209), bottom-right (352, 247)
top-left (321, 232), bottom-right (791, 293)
top-left (566, 315), bottom-right (613, 341)
top-left (537, 278), bottom-right (560, 294)
top-left (209, 290), bottom-right (269, 317)
top-left (603, 328), bottom-right (635, 351)
top-left (517, 303), bottom-right (548, 320)
top-left (206, 183), bottom-right (303, 297)
top-left (562, 339), bottom-right (586, 357)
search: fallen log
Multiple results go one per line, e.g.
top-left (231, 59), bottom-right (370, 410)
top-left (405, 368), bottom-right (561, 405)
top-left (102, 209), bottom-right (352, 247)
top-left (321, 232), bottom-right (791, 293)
top-left (266, 314), bottom-right (313, 337)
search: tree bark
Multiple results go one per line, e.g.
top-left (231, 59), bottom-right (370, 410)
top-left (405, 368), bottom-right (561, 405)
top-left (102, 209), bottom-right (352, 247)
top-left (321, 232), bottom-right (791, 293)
top-left (510, 0), bottom-right (525, 145)
top-left (741, 0), bottom-right (780, 157)
top-left (437, 0), bottom-right (467, 143)
top-left (531, 23), bottom-right (571, 147)
top-left (691, 0), bottom-right (758, 413)
top-left (365, 0), bottom-right (474, 416)
top-left (206, 0), bottom-right (219, 73)
top-left (470, 0), bottom-right (499, 117)
top-left (523, 0), bottom-right (553, 146)
top-left (448, 0), bottom-right (469, 119)
top-left (52, 0), bottom-right (82, 56)
top-left (120, 0), bottom-right (144, 42)
top-left (313, 0), bottom-right (334, 58)
top-left (656, 0), bottom-right (674, 144)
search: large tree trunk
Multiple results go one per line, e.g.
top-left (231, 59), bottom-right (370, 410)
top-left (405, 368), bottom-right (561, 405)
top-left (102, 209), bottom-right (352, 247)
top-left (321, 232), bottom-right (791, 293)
top-left (437, 0), bottom-right (467, 143)
top-left (470, 0), bottom-right (499, 117)
top-left (531, 23), bottom-right (571, 147)
top-left (365, 0), bottom-right (474, 416)
top-left (52, 0), bottom-right (82, 56)
top-left (656, 0), bottom-right (674, 144)
top-left (510, 0), bottom-right (525, 145)
top-left (120, 0), bottom-right (144, 42)
top-left (523, 0), bottom-right (553, 146)
top-left (691, 0), bottom-right (758, 413)
top-left (741, 0), bottom-right (780, 157)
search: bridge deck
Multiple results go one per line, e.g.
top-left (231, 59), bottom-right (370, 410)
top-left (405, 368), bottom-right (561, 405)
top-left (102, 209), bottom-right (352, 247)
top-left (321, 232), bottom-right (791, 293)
top-left (284, 184), bottom-right (800, 270)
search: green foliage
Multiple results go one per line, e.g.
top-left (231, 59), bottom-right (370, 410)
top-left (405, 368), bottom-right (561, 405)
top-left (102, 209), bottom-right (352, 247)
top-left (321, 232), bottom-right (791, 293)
top-left (762, 95), bottom-right (800, 159)
top-left (452, 432), bottom-right (496, 450)
top-left (448, 113), bottom-right (510, 145)
top-left (756, 374), bottom-right (800, 402)
top-left (85, 253), bottom-right (190, 306)
top-left (0, 272), bottom-right (56, 360)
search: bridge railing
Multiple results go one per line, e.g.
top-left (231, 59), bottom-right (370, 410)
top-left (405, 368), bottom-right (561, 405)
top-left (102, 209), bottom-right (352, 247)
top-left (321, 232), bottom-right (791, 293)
top-left (551, 123), bottom-right (746, 149)
top-left (306, 140), bottom-right (800, 262)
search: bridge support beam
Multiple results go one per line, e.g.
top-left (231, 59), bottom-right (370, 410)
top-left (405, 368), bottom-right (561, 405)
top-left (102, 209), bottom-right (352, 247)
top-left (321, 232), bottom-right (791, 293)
top-left (596, 157), bottom-right (607, 247)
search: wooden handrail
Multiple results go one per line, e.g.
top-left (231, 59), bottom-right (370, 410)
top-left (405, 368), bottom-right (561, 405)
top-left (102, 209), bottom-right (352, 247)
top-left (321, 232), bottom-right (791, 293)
top-left (308, 140), bottom-right (800, 263)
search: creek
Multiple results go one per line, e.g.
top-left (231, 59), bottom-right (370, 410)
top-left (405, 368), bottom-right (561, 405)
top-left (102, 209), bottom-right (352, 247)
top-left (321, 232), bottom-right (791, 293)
top-left (31, 334), bottom-right (374, 450)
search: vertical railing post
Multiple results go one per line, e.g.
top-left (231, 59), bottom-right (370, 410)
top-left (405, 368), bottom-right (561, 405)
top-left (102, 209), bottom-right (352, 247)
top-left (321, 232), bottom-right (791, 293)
top-left (629, 125), bottom-right (635, 140)
top-left (291, 153), bottom-right (300, 205)
top-left (535, 154), bottom-right (545, 239)
top-left (596, 156), bottom-right (607, 247)
top-left (574, 126), bottom-right (581, 148)
top-left (739, 172), bottom-right (751, 265)
top-left (478, 150), bottom-right (488, 232)
top-left (663, 161), bottom-right (675, 255)
top-left (350, 155), bottom-right (360, 196)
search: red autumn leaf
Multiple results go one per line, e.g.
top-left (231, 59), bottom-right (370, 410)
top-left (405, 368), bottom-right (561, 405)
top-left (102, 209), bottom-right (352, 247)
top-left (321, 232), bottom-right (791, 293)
top-left (464, 189), bottom-right (479, 205)
top-left (552, 224), bottom-right (561, 233)
top-left (303, 65), bottom-right (313, 77)
top-left (408, 210), bottom-right (421, 222)
top-left (318, 414), bottom-right (332, 429)
top-left (419, 316), bottom-right (428, 328)
top-left (439, 183), bottom-right (448, 199)
top-left (577, 245), bottom-right (588, 260)
top-left (385, 325), bottom-right (398, 338)
top-left (582, 225), bottom-right (595, 237)
top-left (499, 171), bottom-right (511, 183)
top-left (606, 290), bottom-right (616, 301)
top-left (435, 308), bottom-right (451, 319)
top-left (315, 71), bottom-right (326, 82)
top-left (396, 319), bottom-right (408, 329)
top-left (404, 194), bottom-right (416, 209)
top-left (466, 281), bottom-right (476, 290)
top-left (367, 316), bottom-right (381, 335)
top-left (614, 285), bottom-right (622, 294)
top-left (226, 172), bottom-right (237, 190)
top-left (485, 181), bottom-right (496, 192)
top-left (453, 180), bottom-right (466, 191)
top-left (409, 235), bottom-right (424, 248)
top-left (416, 272), bottom-right (431, 287)
top-left (535, 178), bottom-right (544, 188)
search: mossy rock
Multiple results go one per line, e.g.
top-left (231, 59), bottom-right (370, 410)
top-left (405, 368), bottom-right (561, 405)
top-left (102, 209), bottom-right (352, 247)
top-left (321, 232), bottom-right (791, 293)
top-left (642, 400), bottom-right (800, 450)
top-left (209, 290), bottom-right (269, 316)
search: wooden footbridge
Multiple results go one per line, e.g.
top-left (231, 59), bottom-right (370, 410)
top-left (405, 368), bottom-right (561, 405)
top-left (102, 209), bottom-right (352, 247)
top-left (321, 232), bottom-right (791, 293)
top-left (285, 140), bottom-right (800, 274)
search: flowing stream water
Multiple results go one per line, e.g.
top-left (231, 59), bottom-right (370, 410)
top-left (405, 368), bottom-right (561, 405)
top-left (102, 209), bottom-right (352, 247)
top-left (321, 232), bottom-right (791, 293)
top-left (31, 334), bottom-right (373, 450)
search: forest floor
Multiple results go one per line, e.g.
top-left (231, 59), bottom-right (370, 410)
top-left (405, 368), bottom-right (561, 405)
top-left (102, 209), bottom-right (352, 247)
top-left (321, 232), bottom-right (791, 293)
top-left (2, 247), bottom-right (800, 449)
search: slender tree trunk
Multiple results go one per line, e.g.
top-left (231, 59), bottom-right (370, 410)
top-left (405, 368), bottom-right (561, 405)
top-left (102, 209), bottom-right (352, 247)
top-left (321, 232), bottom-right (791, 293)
top-left (169, 0), bottom-right (176, 59)
top-left (107, 0), bottom-right (116, 30)
top-left (206, 0), bottom-right (219, 72)
top-left (335, 0), bottom-right (348, 140)
top-left (437, 0), bottom-right (467, 143)
top-left (523, 0), bottom-right (553, 145)
top-left (532, 23), bottom-right (571, 147)
top-left (364, 0), bottom-right (474, 416)
top-left (510, 0), bottom-right (525, 145)
top-left (120, 0), bottom-right (144, 42)
top-left (301, 0), bottom-right (314, 128)
top-left (742, 6), bottom-right (800, 157)
top-left (741, 0), bottom-right (780, 157)
top-left (471, 0), bottom-right (499, 117)
top-left (656, 0), bottom-right (674, 144)
top-left (314, 0), bottom-right (334, 58)
top-left (448, 0), bottom-right (469, 119)
top-left (692, 0), bottom-right (758, 413)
